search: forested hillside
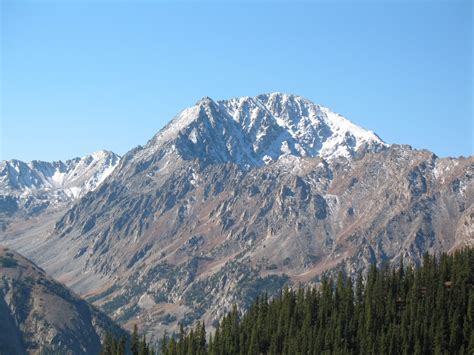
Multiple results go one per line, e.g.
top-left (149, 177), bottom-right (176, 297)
top-left (102, 248), bottom-right (474, 354)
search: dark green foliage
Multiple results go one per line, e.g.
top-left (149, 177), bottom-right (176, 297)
top-left (163, 248), bottom-right (474, 354)
top-left (100, 333), bottom-right (117, 355)
top-left (131, 324), bottom-right (139, 355)
top-left (164, 321), bottom-right (207, 355)
top-left (101, 248), bottom-right (473, 354)
top-left (100, 324), bottom-right (154, 355)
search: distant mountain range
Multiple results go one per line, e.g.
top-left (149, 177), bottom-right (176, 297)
top-left (0, 150), bottom-right (120, 220)
top-left (1, 93), bottom-right (472, 344)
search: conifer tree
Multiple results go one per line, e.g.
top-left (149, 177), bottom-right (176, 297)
top-left (101, 248), bottom-right (473, 355)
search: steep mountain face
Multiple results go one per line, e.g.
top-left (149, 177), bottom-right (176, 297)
top-left (0, 246), bottom-right (125, 354)
top-left (0, 93), bottom-right (472, 343)
top-left (0, 150), bottom-right (120, 221)
top-left (128, 93), bottom-right (385, 171)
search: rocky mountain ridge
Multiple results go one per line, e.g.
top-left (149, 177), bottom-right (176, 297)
top-left (0, 150), bottom-right (120, 221)
top-left (128, 93), bottom-right (386, 172)
top-left (0, 93), bottom-right (472, 343)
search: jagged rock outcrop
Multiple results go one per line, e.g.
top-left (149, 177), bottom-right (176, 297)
top-left (0, 150), bottom-right (120, 219)
top-left (0, 93), bottom-right (472, 343)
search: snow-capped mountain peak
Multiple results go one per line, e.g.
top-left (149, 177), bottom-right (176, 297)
top-left (143, 93), bottom-right (386, 166)
top-left (0, 150), bottom-right (120, 199)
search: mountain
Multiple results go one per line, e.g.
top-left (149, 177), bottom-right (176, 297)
top-left (127, 93), bottom-right (385, 170)
top-left (0, 150), bottom-right (120, 196)
top-left (0, 93), bottom-right (472, 343)
top-left (0, 246), bottom-right (126, 354)
top-left (0, 150), bottom-right (120, 229)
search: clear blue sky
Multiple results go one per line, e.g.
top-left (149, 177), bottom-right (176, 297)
top-left (1, 0), bottom-right (472, 162)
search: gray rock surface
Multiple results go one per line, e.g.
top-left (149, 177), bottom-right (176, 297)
top-left (0, 151), bottom-right (120, 223)
top-left (0, 246), bottom-right (126, 354)
top-left (0, 93), bottom-right (472, 343)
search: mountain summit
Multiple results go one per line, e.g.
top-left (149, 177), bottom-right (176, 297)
top-left (136, 93), bottom-right (386, 167)
top-left (1, 93), bottom-right (471, 344)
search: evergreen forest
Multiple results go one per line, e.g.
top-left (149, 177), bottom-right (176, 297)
top-left (101, 248), bottom-right (474, 354)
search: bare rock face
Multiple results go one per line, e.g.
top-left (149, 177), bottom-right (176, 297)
top-left (0, 93), bottom-right (472, 343)
top-left (0, 151), bottom-right (121, 252)
top-left (0, 246), bottom-right (125, 354)
top-left (0, 151), bottom-right (120, 220)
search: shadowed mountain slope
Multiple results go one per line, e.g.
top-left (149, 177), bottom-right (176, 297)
top-left (0, 246), bottom-right (126, 354)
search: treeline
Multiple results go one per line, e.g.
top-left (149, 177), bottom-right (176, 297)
top-left (102, 248), bottom-right (474, 354)
top-left (100, 324), bottom-right (154, 355)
